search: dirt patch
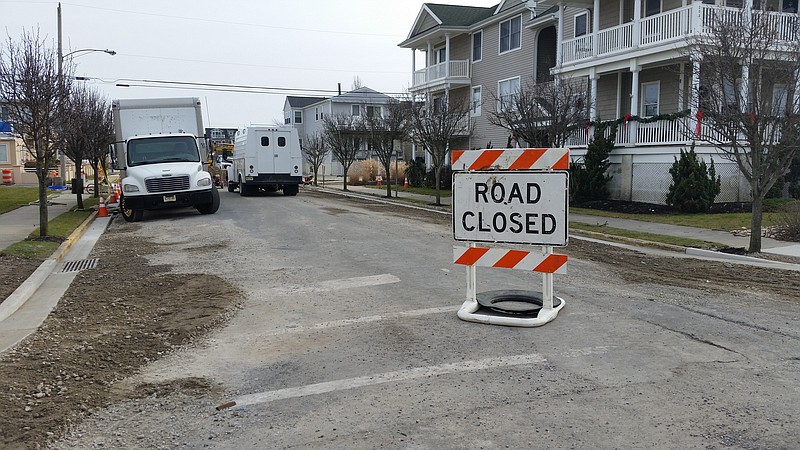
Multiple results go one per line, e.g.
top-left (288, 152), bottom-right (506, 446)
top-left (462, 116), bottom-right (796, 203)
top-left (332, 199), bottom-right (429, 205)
top-left (0, 222), bottom-right (242, 450)
top-left (0, 256), bottom-right (43, 301)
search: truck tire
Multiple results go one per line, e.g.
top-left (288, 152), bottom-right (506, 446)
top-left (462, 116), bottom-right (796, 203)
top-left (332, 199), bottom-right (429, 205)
top-left (238, 177), bottom-right (248, 197)
top-left (197, 187), bottom-right (220, 214)
top-left (283, 184), bottom-right (299, 196)
top-left (227, 181), bottom-right (236, 193)
top-left (120, 195), bottom-right (143, 222)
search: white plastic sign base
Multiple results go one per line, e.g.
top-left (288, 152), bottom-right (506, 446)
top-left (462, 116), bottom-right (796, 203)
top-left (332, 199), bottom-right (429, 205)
top-left (457, 297), bottom-right (566, 327)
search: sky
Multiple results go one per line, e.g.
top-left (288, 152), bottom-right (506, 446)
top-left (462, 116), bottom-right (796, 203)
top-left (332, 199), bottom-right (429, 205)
top-left (2, 0), bottom-right (494, 129)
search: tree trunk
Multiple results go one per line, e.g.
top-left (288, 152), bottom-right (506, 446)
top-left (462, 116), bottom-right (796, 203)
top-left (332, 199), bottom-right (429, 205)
top-left (748, 194), bottom-right (764, 253)
top-left (37, 166), bottom-right (49, 237)
top-left (434, 165), bottom-right (442, 205)
top-left (384, 162), bottom-right (392, 198)
top-left (343, 166), bottom-right (349, 191)
top-left (312, 166), bottom-right (319, 187)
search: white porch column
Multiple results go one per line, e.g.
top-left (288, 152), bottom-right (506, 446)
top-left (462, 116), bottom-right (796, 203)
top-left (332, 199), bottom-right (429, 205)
top-left (690, 57), bottom-right (702, 136)
top-left (795, 68), bottom-right (800, 113)
top-left (740, 0), bottom-right (753, 112)
top-left (630, 61), bottom-right (641, 143)
top-left (556, 4), bottom-right (565, 65)
top-left (445, 34), bottom-right (451, 78)
top-left (589, 68), bottom-right (598, 121)
top-left (411, 49), bottom-right (416, 87)
top-left (592, 0), bottom-right (600, 56)
top-left (633, 0), bottom-right (642, 46)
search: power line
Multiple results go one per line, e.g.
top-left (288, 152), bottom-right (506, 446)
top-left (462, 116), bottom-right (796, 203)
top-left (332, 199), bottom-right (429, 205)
top-left (61, 1), bottom-right (405, 38)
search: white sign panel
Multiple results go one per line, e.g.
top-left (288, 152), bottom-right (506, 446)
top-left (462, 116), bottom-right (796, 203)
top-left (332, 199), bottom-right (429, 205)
top-left (453, 171), bottom-right (569, 246)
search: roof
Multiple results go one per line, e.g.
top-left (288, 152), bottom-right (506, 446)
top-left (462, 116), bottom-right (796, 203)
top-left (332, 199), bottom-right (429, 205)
top-left (286, 96), bottom-right (328, 108)
top-left (331, 87), bottom-right (395, 104)
top-left (425, 3), bottom-right (496, 27)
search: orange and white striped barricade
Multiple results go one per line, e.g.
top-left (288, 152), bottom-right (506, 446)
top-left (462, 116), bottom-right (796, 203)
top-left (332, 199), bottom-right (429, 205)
top-left (451, 148), bottom-right (570, 327)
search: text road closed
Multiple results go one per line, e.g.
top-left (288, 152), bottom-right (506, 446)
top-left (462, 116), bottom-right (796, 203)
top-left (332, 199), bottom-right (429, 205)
top-left (453, 171), bottom-right (568, 246)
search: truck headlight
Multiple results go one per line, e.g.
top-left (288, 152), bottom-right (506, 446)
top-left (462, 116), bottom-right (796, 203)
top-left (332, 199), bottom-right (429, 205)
top-left (123, 184), bottom-right (139, 193)
top-left (197, 177), bottom-right (212, 187)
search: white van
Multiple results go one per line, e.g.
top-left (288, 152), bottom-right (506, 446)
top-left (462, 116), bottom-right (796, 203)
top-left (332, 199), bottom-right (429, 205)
top-left (227, 126), bottom-right (303, 196)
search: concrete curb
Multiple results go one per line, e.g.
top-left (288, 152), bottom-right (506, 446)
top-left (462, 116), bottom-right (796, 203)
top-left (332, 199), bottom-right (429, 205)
top-left (0, 211), bottom-right (99, 322)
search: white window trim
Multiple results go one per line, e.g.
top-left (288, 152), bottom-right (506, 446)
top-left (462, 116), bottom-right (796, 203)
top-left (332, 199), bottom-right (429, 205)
top-left (0, 143), bottom-right (8, 163)
top-left (294, 110), bottom-right (303, 124)
top-left (641, 81), bottom-right (661, 117)
top-left (472, 31), bottom-right (483, 63)
top-left (574, 11), bottom-right (589, 38)
top-left (498, 15), bottom-right (522, 55)
top-left (773, 84), bottom-right (789, 115)
top-left (471, 85), bottom-right (482, 117)
top-left (352, 104), bottom-right (361, 116)
top-left (498, 76), bottom-right (521, 112)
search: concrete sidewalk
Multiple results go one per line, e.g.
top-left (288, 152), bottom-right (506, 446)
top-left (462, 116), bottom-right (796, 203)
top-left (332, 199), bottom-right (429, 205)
top-left (0, 190), bottom-right (86, 252)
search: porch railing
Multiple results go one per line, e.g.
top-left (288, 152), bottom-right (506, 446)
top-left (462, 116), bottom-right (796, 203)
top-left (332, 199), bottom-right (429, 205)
top-left (412, 60), bottom-right (470, 88)
top-left (562, 4), bottom-right (800, 64)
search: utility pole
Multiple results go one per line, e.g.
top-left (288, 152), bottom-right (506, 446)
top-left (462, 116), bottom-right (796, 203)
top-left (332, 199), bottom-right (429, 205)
top-left (57, 2), bottom-right (66, 185)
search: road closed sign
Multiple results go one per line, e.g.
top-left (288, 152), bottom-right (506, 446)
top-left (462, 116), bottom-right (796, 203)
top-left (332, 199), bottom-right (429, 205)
top-left (453, 171), bottom-right (568, 246)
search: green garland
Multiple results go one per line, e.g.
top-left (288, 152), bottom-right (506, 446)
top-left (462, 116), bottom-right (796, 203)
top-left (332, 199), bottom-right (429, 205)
top-left (589, 109), bottom-right (691, 127)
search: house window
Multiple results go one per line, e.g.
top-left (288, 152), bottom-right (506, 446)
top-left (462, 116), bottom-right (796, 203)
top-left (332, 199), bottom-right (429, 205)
top-left (772, 84), bottom-right (788, 115)
top-left (645, 0), bottom-right (661, 17)
top-left (315, 107), bottom-right (320, 120)
top-left (471, 86), bottom-right (482, 116)
top-left (366, 105), bottom-right (381, 118)
top-left (433, 96), bottom-right (444, 114)
top-left (294, 111), bottom-right (302, 124)
top-left (472, 31), bottom-right (482, 62)
top-left (574, 12), bottom-right (589, 38)
top-left (0, 144), bottom-right (8, 163)
top-left (641, 81), bottom-right (660, 116)
top-left (723, 79), bottom-right (738, 112)
top-left (498, 77), bottom-right (520, 111)
top-left (0, 106), bottom-right (8, 121)
top-left (499, 16), bottom-right (521, 54)
top-left (352, 105), bottom-right (361, 116)
top-left (435, 47), bottom-right (447, 64)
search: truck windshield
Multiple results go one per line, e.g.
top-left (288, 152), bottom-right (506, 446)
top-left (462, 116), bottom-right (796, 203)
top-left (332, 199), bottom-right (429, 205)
top-left (127, 136), bottom-right (200, 167)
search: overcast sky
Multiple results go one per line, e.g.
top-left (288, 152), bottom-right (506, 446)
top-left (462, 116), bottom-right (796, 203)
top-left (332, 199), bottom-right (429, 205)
top-left (2, 0), bottom-right (492, 129)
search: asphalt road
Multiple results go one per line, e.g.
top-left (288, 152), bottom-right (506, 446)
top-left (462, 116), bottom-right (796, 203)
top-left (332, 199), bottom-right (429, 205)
top-left (55, 188), bottom-right (800, 449)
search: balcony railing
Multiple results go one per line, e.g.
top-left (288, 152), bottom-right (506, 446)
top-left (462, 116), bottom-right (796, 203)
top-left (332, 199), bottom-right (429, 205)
top-left (561, 4), bottom-right (800, 65)
top-left (412, 60), bottom-right (470, 89)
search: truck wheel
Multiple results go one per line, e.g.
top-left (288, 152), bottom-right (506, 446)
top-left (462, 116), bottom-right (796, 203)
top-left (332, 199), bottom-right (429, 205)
top-left (283, 184), bottom-right (299, 196)
top-left (227, 181), bottom-right (236, 193)
top-left (120, 195), bottom-right (143, 222)
top-left (238, 177), bottom-right (248, 197)
top-left (197, 187), bottom-right (220, 214)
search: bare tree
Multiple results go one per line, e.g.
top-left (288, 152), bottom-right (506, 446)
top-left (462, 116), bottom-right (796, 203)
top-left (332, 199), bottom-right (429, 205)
top-left (302, 132), bottom-right (328, 186)
top-left (365, 100), bottom-right (411, 197)
top-left (488, 76), bottom-right (588, 147)
top-left (688, 7), bottom-right (800, 252)
top-left (61, 83), bottom-right (106, 209)
top-left (409, 92), bottom-right (473, 205)
top-left (0, 30), bottom-right (69, 236)
top-left (85, 99), bottom-right (113, 198)
top-left (322, 113), bottom-right (366, 191)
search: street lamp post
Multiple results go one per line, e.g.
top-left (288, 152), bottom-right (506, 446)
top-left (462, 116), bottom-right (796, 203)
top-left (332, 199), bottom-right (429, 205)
top-left (57, 2), bottom-right (115, 184)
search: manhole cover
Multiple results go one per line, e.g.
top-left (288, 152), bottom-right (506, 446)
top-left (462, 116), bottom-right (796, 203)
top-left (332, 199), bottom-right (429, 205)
top-left (61, 258), bottom-right (98, 273)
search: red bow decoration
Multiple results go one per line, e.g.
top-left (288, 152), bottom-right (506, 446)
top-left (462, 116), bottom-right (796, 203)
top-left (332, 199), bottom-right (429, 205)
top-left (695, 110), bottom-right (704, 136)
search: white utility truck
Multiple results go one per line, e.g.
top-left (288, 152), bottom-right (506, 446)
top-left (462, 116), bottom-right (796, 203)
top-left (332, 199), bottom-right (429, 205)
top-left (227, 125), bottom-right (303, 196)
top-left (112, 97), bottom-right (220, 222)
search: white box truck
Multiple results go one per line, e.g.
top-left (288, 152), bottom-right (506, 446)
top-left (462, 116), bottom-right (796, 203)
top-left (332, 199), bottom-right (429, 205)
top-left (112, 97), bottom-right (220, 222)
top-left (227, 125), bottom-right (303, 196)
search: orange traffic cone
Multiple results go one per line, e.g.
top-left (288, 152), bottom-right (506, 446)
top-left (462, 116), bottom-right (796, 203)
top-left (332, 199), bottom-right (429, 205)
top-left (116, 184), bottom-right (122, 200)
top-left (98, 195), bottom-right (108, 217)
top-left (108, 185), bottom-right (117, 203)
top-left (404, 177), bottom-right (409, 189)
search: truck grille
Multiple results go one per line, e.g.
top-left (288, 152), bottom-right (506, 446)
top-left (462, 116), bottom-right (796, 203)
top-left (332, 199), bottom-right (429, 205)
top-left (145, 175), bottom-right (190, 193)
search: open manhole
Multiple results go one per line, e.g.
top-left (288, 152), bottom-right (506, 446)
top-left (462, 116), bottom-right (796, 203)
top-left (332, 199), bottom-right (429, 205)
top-left (61, 258), bottom-right (98, 273)
top-left (476, 290), bottom-right (562, 316)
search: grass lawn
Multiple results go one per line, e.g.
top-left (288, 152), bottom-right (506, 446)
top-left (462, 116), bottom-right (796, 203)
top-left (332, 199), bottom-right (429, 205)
top-left (1, 195), bottom-right (98, 260)
top-left (569, 207), bottom-right (781, 232)
top-left (362, 184), bottom-right (452, 198)
top-left (0, 186), bottom-right (40, 214)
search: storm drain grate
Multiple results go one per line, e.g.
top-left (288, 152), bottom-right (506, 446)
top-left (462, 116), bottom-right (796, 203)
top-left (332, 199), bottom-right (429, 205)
top-left (61, 258), bottom-right (99, 273)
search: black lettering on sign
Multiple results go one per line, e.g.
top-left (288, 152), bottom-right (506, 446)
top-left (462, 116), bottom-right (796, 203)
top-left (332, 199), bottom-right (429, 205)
top-left (462, 211), bottom-right (475, 231)
top-left (527, 183), bottom-right (541, 204)
top-left (542, 214), bottom-right (556, 234)
top-left (475, 183), bottom-right (488, 203)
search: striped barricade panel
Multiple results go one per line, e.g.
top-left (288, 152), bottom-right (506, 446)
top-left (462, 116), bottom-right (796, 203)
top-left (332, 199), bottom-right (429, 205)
top-left (453, 245), bottom-right (568, 274)
top-left (451, 148), bottom-right (569, 171)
